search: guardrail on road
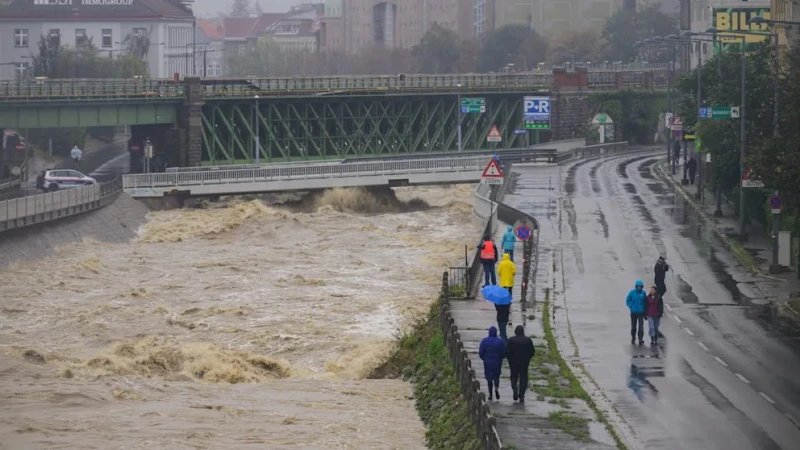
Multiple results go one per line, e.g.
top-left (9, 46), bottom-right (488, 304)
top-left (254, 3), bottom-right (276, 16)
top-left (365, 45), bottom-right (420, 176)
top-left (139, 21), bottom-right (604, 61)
top-left (556, 141), bottom-right (631, 162)
top-left (0, 178), bottom-right (122, 232)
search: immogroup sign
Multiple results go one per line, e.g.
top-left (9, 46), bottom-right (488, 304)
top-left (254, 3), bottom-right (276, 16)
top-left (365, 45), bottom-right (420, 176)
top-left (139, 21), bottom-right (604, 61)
top-left (34, 0), bottom-right (135, 5)
top-left (712, 7), bottom-right (771, 53)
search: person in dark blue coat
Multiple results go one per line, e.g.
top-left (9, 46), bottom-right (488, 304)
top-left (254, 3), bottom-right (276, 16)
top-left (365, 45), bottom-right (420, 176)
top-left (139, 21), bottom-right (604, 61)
top-left (626, 279), bottom-right (647, 345)
top-left (479, 326), bottom-right (506, 400)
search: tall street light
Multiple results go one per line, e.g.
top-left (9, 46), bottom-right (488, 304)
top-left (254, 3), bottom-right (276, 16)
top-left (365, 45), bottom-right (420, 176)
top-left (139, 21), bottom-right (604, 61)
top-left (456, 83), bottom-right (463, 153)
top-left (254, 95), bottom-right (260, 164)
top-left (705, 27), bottom-right (747, 236)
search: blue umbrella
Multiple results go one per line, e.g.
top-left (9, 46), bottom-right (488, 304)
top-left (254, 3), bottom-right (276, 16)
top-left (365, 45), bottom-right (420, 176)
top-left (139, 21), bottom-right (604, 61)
top-left (481, 285), bottom-right (512, 305)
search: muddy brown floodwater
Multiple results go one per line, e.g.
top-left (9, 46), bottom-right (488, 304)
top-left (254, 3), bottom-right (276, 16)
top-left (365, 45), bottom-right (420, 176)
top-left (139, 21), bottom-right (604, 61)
top-left (0, 185), bottom-right (479, 449)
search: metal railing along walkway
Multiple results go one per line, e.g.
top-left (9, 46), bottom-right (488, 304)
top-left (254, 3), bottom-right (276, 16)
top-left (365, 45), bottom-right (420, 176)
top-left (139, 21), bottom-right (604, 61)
top-left (0, 178), bottom-right (122, 232)
top-left (123, 151), bottom-right (558, 198)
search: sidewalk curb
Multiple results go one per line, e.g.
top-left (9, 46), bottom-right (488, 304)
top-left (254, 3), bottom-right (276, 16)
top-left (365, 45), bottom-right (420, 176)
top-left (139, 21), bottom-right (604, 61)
top-left (655, 163), bottom-right (766, 277)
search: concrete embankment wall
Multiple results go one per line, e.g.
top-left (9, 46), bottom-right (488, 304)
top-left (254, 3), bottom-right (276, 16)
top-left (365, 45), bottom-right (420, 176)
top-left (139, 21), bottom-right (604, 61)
top-left (0, 193), bottom-right (149, 269)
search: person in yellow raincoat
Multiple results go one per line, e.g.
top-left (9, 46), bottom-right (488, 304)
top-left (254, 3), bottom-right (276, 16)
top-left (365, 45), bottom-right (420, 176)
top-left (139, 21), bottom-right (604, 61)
top-left (497, 253), bottom-right (516, 297)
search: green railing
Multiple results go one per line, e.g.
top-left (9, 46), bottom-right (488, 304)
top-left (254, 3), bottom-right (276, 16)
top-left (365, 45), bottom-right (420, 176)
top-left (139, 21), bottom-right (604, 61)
top-left (0, 78), bottom-right (185, 101)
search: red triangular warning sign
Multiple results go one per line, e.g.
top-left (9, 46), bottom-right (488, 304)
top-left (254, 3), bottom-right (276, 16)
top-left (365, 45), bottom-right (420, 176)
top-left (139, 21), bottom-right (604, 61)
top-left (482, 158), bottom-right (503, 178)
top-left (488, 125), bottom-right (501, 138)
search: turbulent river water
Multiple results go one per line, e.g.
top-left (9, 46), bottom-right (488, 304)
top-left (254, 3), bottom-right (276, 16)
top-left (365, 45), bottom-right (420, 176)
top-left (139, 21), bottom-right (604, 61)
top-left (0, 185), bottom-right (479, 449)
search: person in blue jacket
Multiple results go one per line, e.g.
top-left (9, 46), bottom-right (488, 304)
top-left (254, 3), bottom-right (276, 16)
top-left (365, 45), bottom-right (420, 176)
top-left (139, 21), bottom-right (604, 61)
top-left (626, 280), bottom-right (647, 345)
top-left (479, 326), bottom-right (506, 400)
top-left (501, 225), bottom-right (517, 261)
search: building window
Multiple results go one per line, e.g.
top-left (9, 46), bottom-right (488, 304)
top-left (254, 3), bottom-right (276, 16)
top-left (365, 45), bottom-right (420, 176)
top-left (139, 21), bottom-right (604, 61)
top-left (102, 29), bottom-right (112, 48)
top-left (15, 62), bottom-right (29, 79)
top-left (14, 29), bottom-right (29, 47)
top-left (75, 29), bottom-right (88, 48)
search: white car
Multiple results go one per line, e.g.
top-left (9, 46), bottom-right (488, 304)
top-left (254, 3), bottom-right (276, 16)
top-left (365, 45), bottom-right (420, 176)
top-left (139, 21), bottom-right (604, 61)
top-left (38, 169), bottom-right (96, 192)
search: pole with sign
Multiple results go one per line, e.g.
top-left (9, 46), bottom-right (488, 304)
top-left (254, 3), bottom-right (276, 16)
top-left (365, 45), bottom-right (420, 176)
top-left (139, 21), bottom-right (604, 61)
top-left (523, 96), bottom-right (550, 129)
top-left (698, 106), bottom-right (740, 119)
top-left (461, 97), bottom-right (486, 113)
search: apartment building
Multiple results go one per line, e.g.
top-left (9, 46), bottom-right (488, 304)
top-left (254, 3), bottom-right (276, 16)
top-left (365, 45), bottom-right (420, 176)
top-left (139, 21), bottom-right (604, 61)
top-left (0, 0), bottom-right (196, 80)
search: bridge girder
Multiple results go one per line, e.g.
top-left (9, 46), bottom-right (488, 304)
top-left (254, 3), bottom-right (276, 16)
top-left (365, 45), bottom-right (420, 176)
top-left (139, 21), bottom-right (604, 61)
top-left (201, 94), bottom-right (543, 164)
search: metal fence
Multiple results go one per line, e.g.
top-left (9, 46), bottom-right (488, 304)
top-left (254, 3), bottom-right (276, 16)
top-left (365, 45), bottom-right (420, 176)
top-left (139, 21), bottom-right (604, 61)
top-left (440, 272), bottom-right (504, 450)
top-left (124, 155), bottom-right (490, 189)
top-left (0, 78), bottom-right (185, 101)
top-left (0, 178), bottom-right (122, 232)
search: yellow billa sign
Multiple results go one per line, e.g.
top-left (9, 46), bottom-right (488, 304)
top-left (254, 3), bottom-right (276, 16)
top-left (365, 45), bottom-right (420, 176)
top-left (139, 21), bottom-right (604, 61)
top-left (714, 8), bottom-right (771, 45)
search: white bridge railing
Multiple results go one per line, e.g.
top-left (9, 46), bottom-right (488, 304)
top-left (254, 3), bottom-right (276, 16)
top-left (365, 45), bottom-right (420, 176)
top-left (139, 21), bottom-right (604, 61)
top-left (124, 155), bottom-right (491, 190)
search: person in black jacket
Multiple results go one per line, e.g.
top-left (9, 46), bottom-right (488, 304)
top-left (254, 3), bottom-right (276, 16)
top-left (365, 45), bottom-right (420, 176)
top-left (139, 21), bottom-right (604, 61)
top-left (654, 256), bottom-right (669, 298)
top-left (686, 156), bottom-right (698, 184)
top-left (644, 287), bottom-right (665, 345)
top-left (506, 325), bottom-right (535, 402)
top-left (495, 302), bottom-right (510, 341)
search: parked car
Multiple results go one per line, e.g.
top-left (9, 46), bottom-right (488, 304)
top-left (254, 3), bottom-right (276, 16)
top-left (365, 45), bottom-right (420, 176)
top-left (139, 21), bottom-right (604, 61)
top-left (38, 169), bottom-right (96, 192)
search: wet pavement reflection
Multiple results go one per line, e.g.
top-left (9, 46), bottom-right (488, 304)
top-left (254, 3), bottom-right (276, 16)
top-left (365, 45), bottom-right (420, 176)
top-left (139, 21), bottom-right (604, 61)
top-left (504, 150), bottom-right (800, 450)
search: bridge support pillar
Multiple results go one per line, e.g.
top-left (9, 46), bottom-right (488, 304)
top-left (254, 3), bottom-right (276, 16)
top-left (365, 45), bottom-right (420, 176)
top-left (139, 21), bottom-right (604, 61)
top-left (180, 77), bottom-right (204, 167)
top-left (551, 68), bottom-right (591, 141)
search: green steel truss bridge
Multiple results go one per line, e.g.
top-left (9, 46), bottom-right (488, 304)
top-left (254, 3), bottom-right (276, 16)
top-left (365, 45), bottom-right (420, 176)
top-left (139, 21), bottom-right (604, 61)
top-left (0, 69), bottom-right (669, 165)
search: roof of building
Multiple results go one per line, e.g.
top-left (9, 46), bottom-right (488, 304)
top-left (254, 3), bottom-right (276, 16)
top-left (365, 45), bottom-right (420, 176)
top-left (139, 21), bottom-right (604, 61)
top-left (197, 20), bottom-right (223, 40)
top-left (264, 7), bottom-right (320, 38)
top-left (223, 16), bottom-right (257, 40)
top-left (0, 0), bottom-right (194, 21)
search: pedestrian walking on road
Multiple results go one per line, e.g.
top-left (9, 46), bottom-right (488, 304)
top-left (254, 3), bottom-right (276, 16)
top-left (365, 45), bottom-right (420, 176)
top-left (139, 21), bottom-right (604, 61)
top-left (501, 225), bottom-right (516, 261)
top-left (479, 326), bottom-right (506, 401)
top-left (494, 300), bottom-right (511, 342)
top-left (506, 325), bottom-right (535, 403)
top-left (673, 140), bottom-right (681, 165)
top-left (626, 280), bottom-right (647, 345)
top-left (497, 253), bottom-right (516, 298)
top-left (654, 256), bottom-right (669, 298)
top-left (645, 286), bottom-right (664, 345)
top-left (687, 156), bottom-right (697, 185)
top-left (478, 234), bottom-right (498, 287)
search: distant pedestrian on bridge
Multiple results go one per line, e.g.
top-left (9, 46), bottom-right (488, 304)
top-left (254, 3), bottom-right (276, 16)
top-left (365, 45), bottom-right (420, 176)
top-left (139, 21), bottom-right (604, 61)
top-left (501, 225), bottom-right (517, 261)
top-left (477, 234), bottom-right (498, 287)
top-left (479, 326), bottom-right (506, 401)
top-left (506, 325), bottom-right (535, 403)
top-left (71, 145), bottom-right (83, 169)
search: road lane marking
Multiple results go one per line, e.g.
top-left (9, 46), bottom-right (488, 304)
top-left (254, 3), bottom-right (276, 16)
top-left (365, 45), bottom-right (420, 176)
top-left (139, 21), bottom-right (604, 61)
top-left (735, 373), bottom-right (750, 384)
top-left (714, 356), bottom-right (728, 367)
top-left (697, 342), bottom-right (709, 351)
top-left (759, 392), bottom-right (776, 405)
top-left (665, 304), bottom-right (673, 312)
top-left (671, 314), bottom-right (682, 324)
top-left (786, 414), bottom-right (800, 429)
top-left (684, 328), bottom-right (695, 336)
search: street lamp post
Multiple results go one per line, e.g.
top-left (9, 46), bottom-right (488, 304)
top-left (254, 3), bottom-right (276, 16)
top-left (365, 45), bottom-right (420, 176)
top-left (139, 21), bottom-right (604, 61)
top-left (457, 83), bottom-right (463, 153)
top-left (254, 95), bottom-right (260, 164)
top-left (706, 27), bottom-right (747, 236)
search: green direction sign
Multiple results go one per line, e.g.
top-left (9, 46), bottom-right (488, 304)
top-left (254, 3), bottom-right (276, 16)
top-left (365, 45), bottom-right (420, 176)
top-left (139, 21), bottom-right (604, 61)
top-left (698, 106), bottom-right (740, 119)
top-left (461, 97), bottom-right (486, 113)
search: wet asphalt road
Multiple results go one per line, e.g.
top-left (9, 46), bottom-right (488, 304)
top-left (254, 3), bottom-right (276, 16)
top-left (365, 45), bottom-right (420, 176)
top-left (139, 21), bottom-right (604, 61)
top-left (503, 150), bottom-right (800, 450)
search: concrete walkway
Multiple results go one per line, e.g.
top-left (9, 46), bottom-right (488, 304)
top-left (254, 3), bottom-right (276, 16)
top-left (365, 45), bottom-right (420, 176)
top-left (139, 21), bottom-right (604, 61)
top-left (449, 165), bottom-right (616, 449)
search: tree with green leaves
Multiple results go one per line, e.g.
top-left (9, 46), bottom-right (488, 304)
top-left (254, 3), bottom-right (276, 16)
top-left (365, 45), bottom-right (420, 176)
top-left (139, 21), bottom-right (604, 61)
top-left (227, 36), bottom-right (287, 76)
top-left (123, 28), bottom-right (152, 60)
top-left (602, 4), bottom-right (679, 62)
top-left (413, 24), bottom-right (461, 73)
top-left (230, 0), bottom-right (252, 18)
top-left (476, 24), bottom-right (548, 72)
top-left (550, 30), bottom-right (603, 65)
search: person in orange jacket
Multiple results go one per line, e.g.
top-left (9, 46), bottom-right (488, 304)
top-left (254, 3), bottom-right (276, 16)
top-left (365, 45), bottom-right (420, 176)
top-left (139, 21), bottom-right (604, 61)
top-left (477, 233), bottom-right (498, 287)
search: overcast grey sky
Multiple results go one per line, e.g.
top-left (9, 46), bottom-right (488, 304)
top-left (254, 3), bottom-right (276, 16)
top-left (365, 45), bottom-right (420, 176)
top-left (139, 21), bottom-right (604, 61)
top-left (192, 0), bottom-right (302, 18)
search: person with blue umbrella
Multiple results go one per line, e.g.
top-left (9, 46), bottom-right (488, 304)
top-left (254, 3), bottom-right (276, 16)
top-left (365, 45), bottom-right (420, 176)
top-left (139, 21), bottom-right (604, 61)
top-left (479, 326), bottom-right (506, 401)
top-left (482, 285), bottom-right (512, 341)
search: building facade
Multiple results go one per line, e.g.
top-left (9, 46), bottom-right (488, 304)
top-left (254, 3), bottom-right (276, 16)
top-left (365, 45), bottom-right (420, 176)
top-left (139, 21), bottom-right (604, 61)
top-left (322, 0), bottom-right (474, 54)
top-left (494, 0), bottom-right (624, 37)
top-left (0, 0), bottom-right (195, 80)
top-left (264, 4), bottom-right (321, 53)
top-left (686, 0), bottom-right (771, 69)
top-left (770, 0), bottom-right (799, 50)
top-left (194, 19), bottom-right (224, 77)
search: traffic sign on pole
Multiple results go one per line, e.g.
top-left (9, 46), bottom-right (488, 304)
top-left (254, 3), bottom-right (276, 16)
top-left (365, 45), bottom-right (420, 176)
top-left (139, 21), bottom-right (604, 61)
top-left (461, 97), bottom-right (486, 113)
top-left (742, 168), bottom-right (765, 188)
top-left (699, 106), bottom-right (740, 119)
top-left (513, 218), bottom-right (535, 241)
top-left (769, 195), bottom-right (782, 214)
top-left (481, 157), bottom-right (504, 185)
top-left (487, 125), bottom-right (502, 142)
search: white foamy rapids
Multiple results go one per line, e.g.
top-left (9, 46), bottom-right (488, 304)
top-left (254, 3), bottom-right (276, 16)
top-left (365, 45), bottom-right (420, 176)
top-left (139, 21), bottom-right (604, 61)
top-left (0, 184), bottom-right (478, 448)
